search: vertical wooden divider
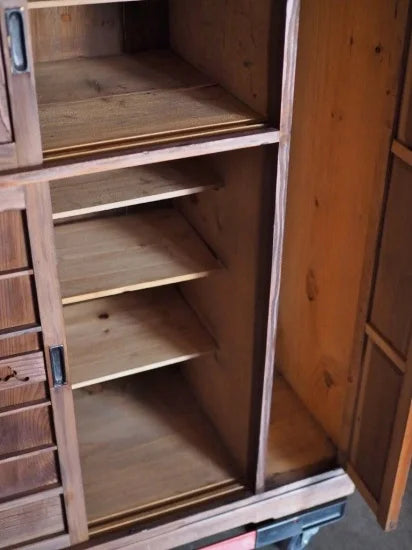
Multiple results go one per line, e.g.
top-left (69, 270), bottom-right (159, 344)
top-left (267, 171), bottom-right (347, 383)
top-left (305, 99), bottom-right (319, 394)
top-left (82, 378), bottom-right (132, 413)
top-left (254, 0), bottom-right (301, 491)
top-left (25, 181), bottom-right (89, 545)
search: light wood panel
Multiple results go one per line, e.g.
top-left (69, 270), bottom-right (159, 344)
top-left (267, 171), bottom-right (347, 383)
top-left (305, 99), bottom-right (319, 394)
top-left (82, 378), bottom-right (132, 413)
top-left (35, 52), bottom-right (212, 104)
top-left (0, 406), bottom-right (54, 457)
top-left (0, 276), bottom-right (37, 332)
top-left (55, 208), bottom-right (220, 304)
top-left (276, 0), bottom-right (410, 449)
top-left (35, 50), bottom-right (264, 159)
top-left (0, 211), bottom-right (29, 271)
top-left (51, 159), bottom-right (220, 219)
top-left (0, 352), bottom-right (46, 392)
top-left (74, 368), bottom-right (237, 525)
top-left (267, 376), bottom-right (336, 482)
top-left (65, 287), bottom-right (215, 389)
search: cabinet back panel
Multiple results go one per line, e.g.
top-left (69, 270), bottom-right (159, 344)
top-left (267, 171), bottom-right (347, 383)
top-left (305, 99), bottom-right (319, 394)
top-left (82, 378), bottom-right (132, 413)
top-left (178, 148), bottom-right (266, 472)
top-left (30, 1), bottom-right (169, 63)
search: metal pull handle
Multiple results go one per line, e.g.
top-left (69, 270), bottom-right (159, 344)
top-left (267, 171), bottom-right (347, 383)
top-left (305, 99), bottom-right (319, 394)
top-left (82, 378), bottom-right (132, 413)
top-left (5, 8), bottom-right (28, 74)
top-left (50, 345), bottom-right (67, 387)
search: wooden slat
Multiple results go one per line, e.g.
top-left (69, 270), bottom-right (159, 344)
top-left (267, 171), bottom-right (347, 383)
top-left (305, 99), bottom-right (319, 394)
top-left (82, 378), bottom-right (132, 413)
top-left (0, 211), bottom-right (29, 271)
top-left (0, 276), bottom-right (37, 332)
top-left (365, 324), bottom-right (406, 373)
top-left (0, 399), bottom-right (51, 418)
top-left (392, 139), bottom-right (412, 166)
top-left (267, 376), bottom-right (336, 482)
top-left (0, 445), bottom-right (58, 465)
top-left (0, 352), bottom-right (46, 392)
top-left (28, 0), bottom-right (138, 8)
top-left (398, 35), bottom-right (412, 147)
top-left (74, 368), bottom-right (237, 525)
top-left (25, 181), bottom-right (88, 543)
top-left (35, 52), bottom-right (213, 104)
top-left (0, 496), bottom-right (65, 549)
top-left (65, 287), bottom-right (215, 389)
top-left (0, 406), bottom-right (54, 457)
top-left (56, 209), bottom-right (220, 305)
top-left (0, 129), bottom-right (279, 187)
top-left (51, 159), bottom-right (220, 220)
top-left (0, 485), bottom-right (63, 511)
top-left (0, 268), bottom-right (34, 282)
top-left (0, 454), bottom-right (59, 501)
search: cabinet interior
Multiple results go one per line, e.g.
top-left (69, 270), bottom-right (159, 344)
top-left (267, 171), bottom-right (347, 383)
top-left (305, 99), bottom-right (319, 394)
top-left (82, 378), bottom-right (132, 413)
top-left (25, 0), bottom-right (336, 536)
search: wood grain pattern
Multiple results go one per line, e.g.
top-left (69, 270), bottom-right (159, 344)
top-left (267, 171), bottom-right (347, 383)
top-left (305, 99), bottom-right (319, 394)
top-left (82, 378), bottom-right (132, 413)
top-left (74, 368), bottom-right (237, 525)
top-left (0, 406), bottom-right (54, 457)
top-left (0, 334), bottom-right (41, 362)
top-left (0, 129), bottom-right (279, 186)
top-left (64, 287), bottom-right (215, 388)
top-left (370, 158), bottom-right (412, 357)
top-left (51, 159), bottom-right (220, 220)
top-left (55, 208), bottom-right (220, 304)
top-left (39, 85), bottom-right (263, 157)
top-left (30, 5), bottom-right (123, 62)
top-left (267, 376), bottom-right (335, 481)
top-left (0, 352), bottom-right (46, 392)
top-left (398, 35), bottom-right (412, 147)
top-left (0, 496), bottom-right (65, 549)
top-left (0, 276), bottom-right (37, 332)
top-left (276, 0), bottom-right (409, 451)
top-left (0, 33), bottom-right (12, 144)
top-left (0, 211), bottom-right (29, 271)
top-left (392, 139), bottom-right (412, 167)
top-left (0, 451), bottom-right (59, 499)
top-left (35, 52), bottom-right (212, 104)
top-left (25, 181), bottom-right (88, 543)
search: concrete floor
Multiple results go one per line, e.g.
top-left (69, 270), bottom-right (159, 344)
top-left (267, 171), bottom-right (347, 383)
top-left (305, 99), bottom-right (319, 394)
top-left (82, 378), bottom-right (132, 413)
top-left (312, 472), bottom-right (412, 549)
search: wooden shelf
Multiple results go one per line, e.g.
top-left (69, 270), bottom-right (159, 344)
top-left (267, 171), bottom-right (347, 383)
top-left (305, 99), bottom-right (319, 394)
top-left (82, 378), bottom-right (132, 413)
top-left (36, 51), bottom-right (266, 161)
top-left (74, 368), bottom-right (238, 527)
top-left (266, 376), bottom-right (336, 483)
top-left (51, 159), bottom-right (220, 220)
top-left (65, 287), bottom-right (215, 389)
top-left (55, 208), bottom-right (220, 304)
top-left (29, 0), bottom-right (137, 8)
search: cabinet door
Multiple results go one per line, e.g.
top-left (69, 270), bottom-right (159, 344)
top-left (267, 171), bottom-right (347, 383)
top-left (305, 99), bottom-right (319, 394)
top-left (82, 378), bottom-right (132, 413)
top-left (0, 0), bottom-right (41, 170)
top-left (348, 44), bottom-right (412, 528)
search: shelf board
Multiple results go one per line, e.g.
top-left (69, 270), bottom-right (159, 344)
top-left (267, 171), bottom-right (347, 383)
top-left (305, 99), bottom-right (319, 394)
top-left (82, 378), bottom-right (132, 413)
top-left (29, 0), bottom-right (140, 9)
top-left (74, 368), bottom-right (238, 526)
top-left (55, 208), bottom-right (220, 304)
top-left (266, 376), bottom-right (336, 483)
top-left (65, 287), bottom-right (215, 389)
top-left (51, 159), bottom-right (220, 220)
top-left (36, 51), bottom-right (265, 160)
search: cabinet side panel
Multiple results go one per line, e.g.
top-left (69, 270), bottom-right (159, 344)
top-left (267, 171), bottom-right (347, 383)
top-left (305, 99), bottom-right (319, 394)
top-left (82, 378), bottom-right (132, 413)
top-left (276, 0), bottom-right (409, 448)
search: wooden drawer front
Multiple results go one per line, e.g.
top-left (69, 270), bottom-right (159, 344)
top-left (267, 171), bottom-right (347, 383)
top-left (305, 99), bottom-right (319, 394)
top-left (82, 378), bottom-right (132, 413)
top-left (0, 211), bottom-right (29, 271)
top-left (0, 352), bottom-right (46, 393)
top-left (0, 496), bottom-right (65, 549)
top-left (0, 276), bottom-right (37, 332)
top-left (0, 451), bottom-right (59, 500)
top-left (0, 406), bottom-right (54, 457)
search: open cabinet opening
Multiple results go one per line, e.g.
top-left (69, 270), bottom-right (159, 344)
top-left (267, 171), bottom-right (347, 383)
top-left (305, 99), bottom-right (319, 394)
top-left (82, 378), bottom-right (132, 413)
top-left (29, 0), bottom-right (280, 161)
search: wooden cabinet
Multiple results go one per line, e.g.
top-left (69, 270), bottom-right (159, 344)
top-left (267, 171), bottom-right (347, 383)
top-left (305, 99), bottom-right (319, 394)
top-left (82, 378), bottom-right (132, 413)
top-left (0, 1), bottom-right (410, 548)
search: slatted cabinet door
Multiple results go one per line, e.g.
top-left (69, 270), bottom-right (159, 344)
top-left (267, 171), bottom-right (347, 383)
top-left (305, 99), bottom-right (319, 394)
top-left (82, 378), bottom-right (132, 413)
top-left (0, 0), bottom-right (41, 169)
top-left (348, 27), bottom-right (412, 530)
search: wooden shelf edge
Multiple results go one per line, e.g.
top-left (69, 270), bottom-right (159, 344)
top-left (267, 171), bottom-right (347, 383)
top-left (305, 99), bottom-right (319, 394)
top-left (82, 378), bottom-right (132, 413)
top-left (0, 399), bottom-right (51, 418)
top-left (61, 272), bottom-right (213, 305)
top-left (72, 351), bottom-right (212, 390)
top-left (0, 268), bottom-right (33, 282)
top-left (0, 129), bottom-right (280, 188)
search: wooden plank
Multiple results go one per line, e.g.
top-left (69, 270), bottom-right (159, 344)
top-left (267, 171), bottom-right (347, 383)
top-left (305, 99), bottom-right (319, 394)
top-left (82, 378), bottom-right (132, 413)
top-left (0, 352), bottom-right (46, 392)
top-left (0, 211), bottom-right (29, 271)
top-left (51, 159), bottom-right (220, 220)
top-left (0, 496), bottom-right (65, 549)
top-left (0, 485), bottom-right (62, 511)
top-left (0, 399), bottom-right (51, 418)
top-left (65, 287), bottom-right (215, 389)
top-left (39, 86), bottom-right (263, 158)
top-left (398, 35), bottom-right (412, 147)
top-left (0, 26), bottom-right (12, 144)
top-left (0, 268), bottom-right (34, 282)
top-left (0, 453), bottom-right (59, 500)
top-left (18, 533), bottom-right (70, 550)
top-left (74, 368), bottom-right (237, 525)
top-left (84, 470), bottom-right (354, 550)
top-left (0, 276), bottom-right (37, 332)
top-left (0, 187), bottom-right (25, 212)
top-left (370, 158), bottom-right (412, 356)
top-left (35, 52), bottom-right (213, 104)
top-left (365, 323), bottom-right (406, 373)
top-left (0, 129), bottom-right (279, 186)
top-left (275, 0), bottom-right (409, 452)
top-left (0, 324), bottom-right (42, 341)
top-left (25, 181), bottom-right (88, 544)
top-left (28, 0), bottom-right (138, 8)
top-left (30, 5), bottom-right (123, 63)
top-left (266, 376), bottom-right (335, 482)
top-left (392, 139), bottom-right (412, 166)
top-left (0, 445), bottom-right (58, 465)
top-left (0, 406), bottom-right (54, 457)
top-left (56, 208), bottom-right (220, 304)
